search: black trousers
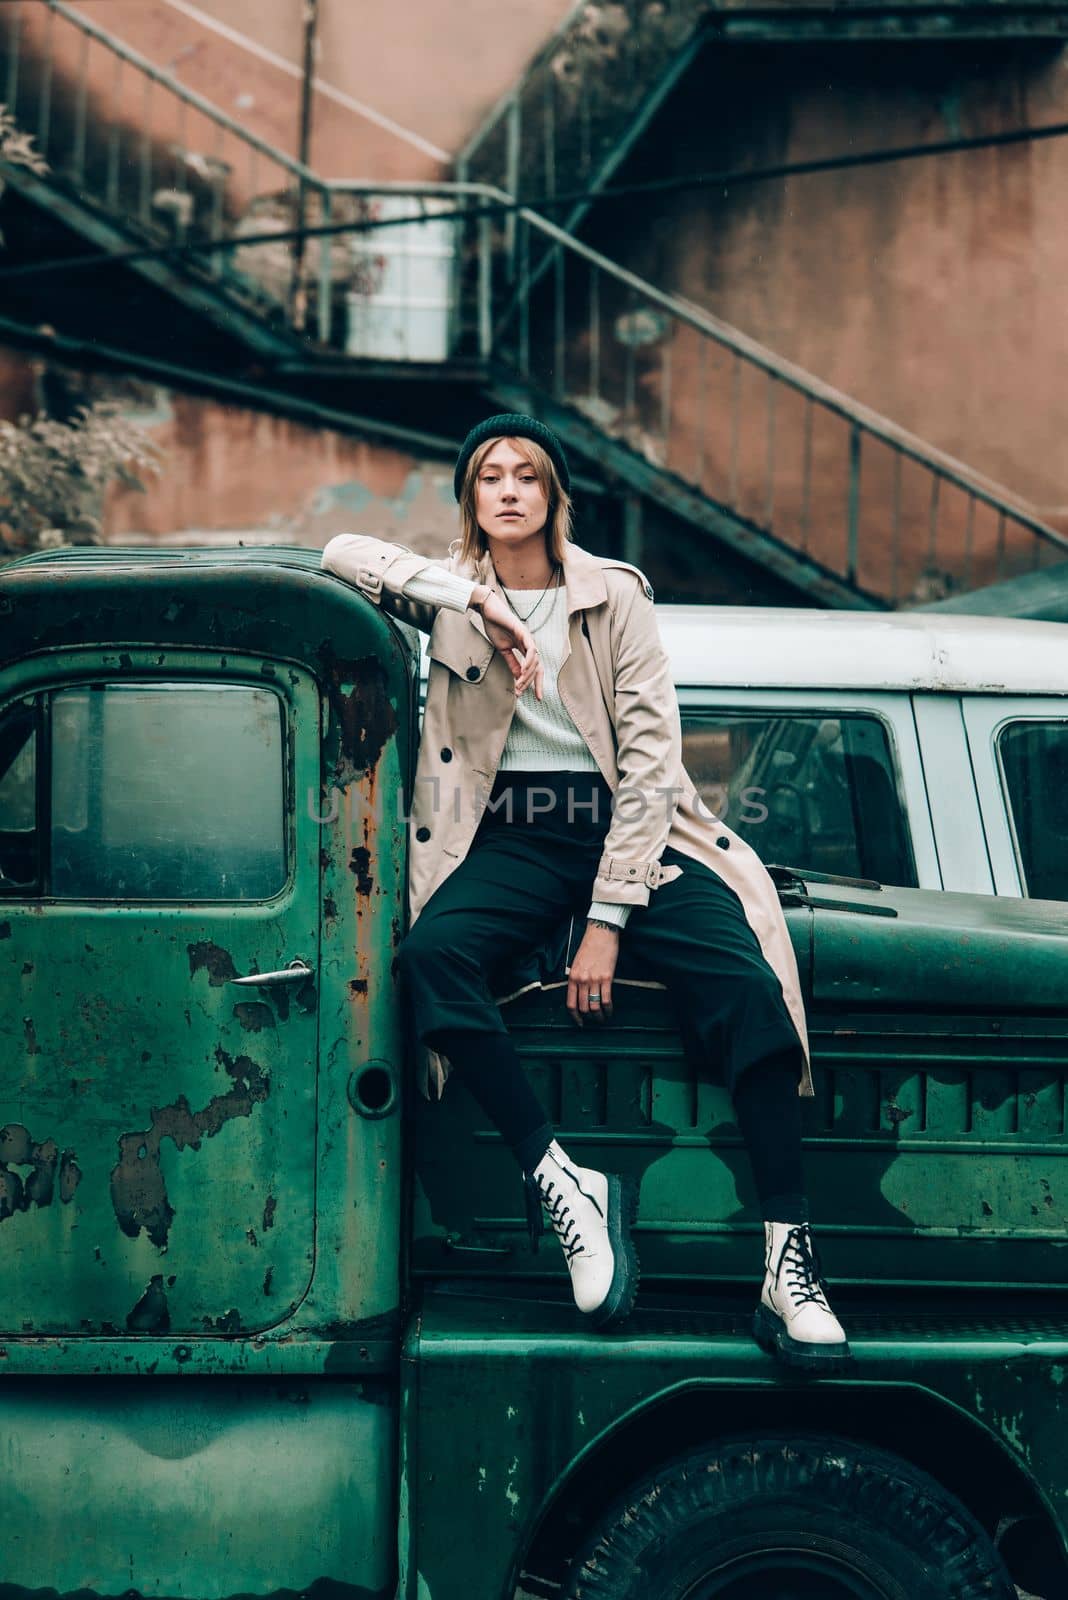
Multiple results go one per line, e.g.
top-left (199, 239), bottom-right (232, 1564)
top-left (399, 772), bottom-right (807, 1219)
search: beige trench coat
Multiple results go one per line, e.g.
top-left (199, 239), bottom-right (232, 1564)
top-left (320, 533), bottom-right (813, 1098)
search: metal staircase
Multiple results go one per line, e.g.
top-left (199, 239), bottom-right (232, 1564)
top-left (456, 0), bottom-right (708, 247)
top-left (2, 0), bottom-right (1065, 608)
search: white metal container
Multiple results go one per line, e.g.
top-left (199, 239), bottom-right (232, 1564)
top-left (345, 196), bottom-right (457, 362)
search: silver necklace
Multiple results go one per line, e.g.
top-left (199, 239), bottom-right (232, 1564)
top-left (500, 563), bottom-right (562, 630)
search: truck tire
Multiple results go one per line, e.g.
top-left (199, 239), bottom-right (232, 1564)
top-left (565, 1433), bottom-right (1015, 1600)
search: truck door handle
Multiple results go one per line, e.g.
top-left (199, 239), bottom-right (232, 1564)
top-left (230, 958), bottom-right (314, 987)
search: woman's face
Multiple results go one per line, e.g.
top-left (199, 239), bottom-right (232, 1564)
top-left (474, 439), bottom-right (549, 542)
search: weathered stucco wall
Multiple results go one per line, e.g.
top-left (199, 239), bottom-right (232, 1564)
top-left (0, 344), bottom-right (460, 553)
top-left (589, 38), bottom-right (1068, 517)
top-left (102, 392), bottom-right (460, 548)
top-left (55, 0), bottom-right (574, 179)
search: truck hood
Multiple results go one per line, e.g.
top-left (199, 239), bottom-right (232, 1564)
top-left (793, 876), bottom-right (1068, 1012)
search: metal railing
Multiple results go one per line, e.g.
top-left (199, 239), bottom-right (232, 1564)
top-left (0, 1), bottom-right (495, 353)
top-left (494, 204), bottom-right (1068, 604)
top-left (2, 0), bottom-right (1064, 605)
top-left (1, 0), bottom-right (346, 338)
top-left (456, 0), bottom-right (707, 236)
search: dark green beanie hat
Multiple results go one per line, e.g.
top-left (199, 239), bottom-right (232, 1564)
top-left (453, 414), bottom-right (571, 501)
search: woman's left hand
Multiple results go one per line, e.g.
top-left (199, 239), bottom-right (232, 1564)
top-left (567, 925), bottom-right (620, 1026)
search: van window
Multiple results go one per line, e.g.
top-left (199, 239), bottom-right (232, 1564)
top-left (0, 702), bottom-right (39, 889)
top-left (681, 712), bottom-right (916, 885)
top-left (997, 720), bottom-right (1068, 900)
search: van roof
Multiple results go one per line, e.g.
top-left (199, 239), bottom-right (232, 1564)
top-left (416, 603), bottom-right (1068, 696)
top-left (656, 606), bottom-right (1068, 695)
top-left (7, 548), bottom-right (1065, 695)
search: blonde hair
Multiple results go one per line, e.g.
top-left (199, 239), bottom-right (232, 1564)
top-left (456, 436), bottom-right (573, 568)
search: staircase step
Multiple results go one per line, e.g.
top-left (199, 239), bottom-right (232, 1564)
top-left (0, 160), bottom-right (304, 360)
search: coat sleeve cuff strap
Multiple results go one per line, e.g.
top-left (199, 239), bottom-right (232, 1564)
top-left (353, 547), bottom-right (437, 606)
top-left (354, 564), bottom-right (384, 601)
top-left (599, 857), bottom-right (665, 889)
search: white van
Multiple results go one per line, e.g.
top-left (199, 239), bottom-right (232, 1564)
top-left (423, 607), bottom-right (1068, 900)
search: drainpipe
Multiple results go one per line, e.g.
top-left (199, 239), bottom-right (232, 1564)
top-left (290, 0), bottom-right (319, 329)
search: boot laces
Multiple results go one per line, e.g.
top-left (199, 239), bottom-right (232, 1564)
top-left (775, 1225), bottom-right (831, 1310)
top-left (536, 1176), bottom-right (585, 1260)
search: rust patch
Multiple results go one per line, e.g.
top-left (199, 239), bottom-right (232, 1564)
top-left (203, 1308), bottom-right (243, 1332)
top-left (348, 978), bottom-right (368, 996)
top-left (126, 1274), bottom-right (171, 1333)
top-left (263, 1193), bottom-right (277, 1231)
top-left (263, 1265), bottom-right (274, 1296)
top-left (324, 894), bottom-right (338, 921)
top-left (884, 1101), bottom-right (913, 1128)
top-left (59, 1151), bottom-right (82, 1202)
top-left (234, 1001), bottom-right (276, 1033)
top-left (187, 941), bottom-right (239, 986)
top-left (348, 847), bottom-right (373, 895)
top-left (109, 1052), bottom-right (271, 1247)
top-left (21, 962), bottom-right (32, 975)
top-left (0, 922), bottom-right (10, 939)
top-left (22, 1018), bottom-right (39, 1056)
top-left (0, 1126), bottom-right (81, 1221)
top-left (318, 649), bottom-right (397, 786)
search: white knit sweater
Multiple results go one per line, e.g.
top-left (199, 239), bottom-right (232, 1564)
top-left (402, 565), bottom-right (630, 929)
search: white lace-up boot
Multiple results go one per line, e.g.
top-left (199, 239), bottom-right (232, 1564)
top-left (753, 1220), bottom-right (852, 1370)
top-left (527, 1140), bottom-right (639, 1330)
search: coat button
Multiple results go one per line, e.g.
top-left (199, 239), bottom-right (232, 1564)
top-left (441, 748), bottom-right (453, 762)
top-left (716, 835), bottom-right (730, 849)
top-left (415, 827), bottom-right (431, 842)
top-left (465, 665), bottom-right (480, 681)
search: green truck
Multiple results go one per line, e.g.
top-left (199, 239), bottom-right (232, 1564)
top-left (2, 544), bottom-right (1068, 1600)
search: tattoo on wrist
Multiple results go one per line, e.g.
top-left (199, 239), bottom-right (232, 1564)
top-left (587, 917), bottom-right (621, 934)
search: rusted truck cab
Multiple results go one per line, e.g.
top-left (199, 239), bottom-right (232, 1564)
top-left (0, 547), bottom-right (408, 1598)
top-left (2, 546), bottom-right (1068, 1600)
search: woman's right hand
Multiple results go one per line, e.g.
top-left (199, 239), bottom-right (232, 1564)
top-left (471, 588), bottom-right (544, 700)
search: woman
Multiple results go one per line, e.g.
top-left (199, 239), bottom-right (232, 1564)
top-left (321, 413), bottom-right (850, 1368)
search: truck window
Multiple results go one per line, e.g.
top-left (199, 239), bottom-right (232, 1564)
top-left (681, 711), bottom-right (916, 885)
top-left (997, 720), bottom-right (1068, 900)
top-left (0, 701), bottom-right (39, 889)
top-left (52, 683), bottom-right (287, 901)
top-left (0, 683), bottom-right (287, 900)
